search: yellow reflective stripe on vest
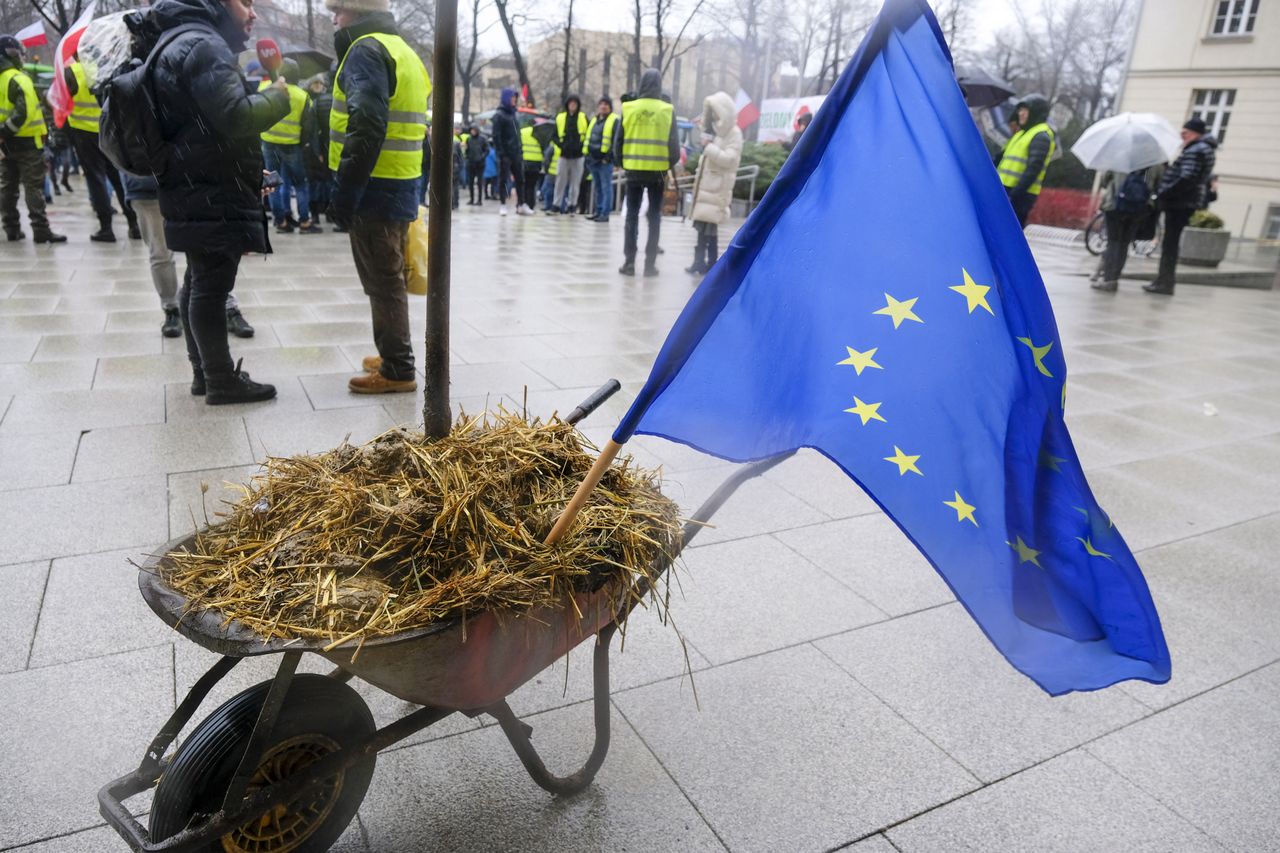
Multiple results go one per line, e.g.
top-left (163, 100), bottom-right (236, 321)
top-left (620, 98), bottom-right (673, 171)
top-left (997, 123), bottom-right (1055, 195)
top-left (520, 125), bottom-right (542, 162)
top-left (556, 110), bottom-right (587, 140)
top-left (547, 142), bottom-right (561, 175)
top-left (0, 68), bottom-right (46, 147)
top-left (259, 81), bottom-right (308, 144)
top-left (329, 33), bottom-right (431, 180)
top-left (67, 62), bottom-right (101, 133)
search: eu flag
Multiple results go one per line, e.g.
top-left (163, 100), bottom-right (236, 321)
top-left (614, 0), bottom-right (1170, 695)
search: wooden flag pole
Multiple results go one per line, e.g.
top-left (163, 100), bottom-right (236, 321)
top-left (543, 439), bottom-right (624, 545)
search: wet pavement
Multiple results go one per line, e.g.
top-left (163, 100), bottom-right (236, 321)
top-left (2, 182), bottom-right (1279, 852)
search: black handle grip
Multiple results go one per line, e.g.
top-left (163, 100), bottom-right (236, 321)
top-left (565, 379), bottom-right (622, 425)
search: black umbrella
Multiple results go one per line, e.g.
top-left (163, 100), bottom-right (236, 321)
top-left (281, 44), bottom-right (335, 79)
top-left (529, 120), bottom-right (556, 151)
top-left (955, 64), bottom-right (1015, 109)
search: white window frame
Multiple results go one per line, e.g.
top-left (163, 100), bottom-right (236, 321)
top-left (1209, 0), bottom-right (1259, 35)
top-left (1190, 88), bottom-right (1235, 144)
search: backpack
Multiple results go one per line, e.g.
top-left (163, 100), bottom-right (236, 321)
top-left (97, 23), bottom-right (207, 177)
top-left (1114, 169), bottom-right (1151, 213)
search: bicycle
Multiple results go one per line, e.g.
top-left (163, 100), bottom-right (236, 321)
top-left (1083, 211), bottom-right (1162, 259)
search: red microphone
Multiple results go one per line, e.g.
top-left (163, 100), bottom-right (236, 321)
top-left (256, 38), bottom-right (282, 81)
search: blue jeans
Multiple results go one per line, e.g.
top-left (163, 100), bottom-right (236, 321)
top-left (587, 159), bottom-right (613, 219)
top-left (541, 174), bottom-right (557, 211)
top-left (261, 142), bottom-right (310, 223)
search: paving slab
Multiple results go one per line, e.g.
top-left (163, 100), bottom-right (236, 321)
top-left (0, 645), bottom-right (173, 848)
top-left (0, 386), bottom-right (165, 434)
top-left (166, 464), bottom-right (262, 538)
top-left (663, 464), bottom-right (830, 547)
top-left (162, 376), bottom-right (317, 423)
top-left (358, 700), bottom-right (725, 852)
top-left (0, 475), bottom-right (168, 564)
top-left (816, 604), bottom-right (1149, 782)
top-left (92, 352), bottom-right (204, 389)
top-left (33, 330), bottom-right (162, 361)
top-left (0, 559), bottom-right (49, 673)
top-left (0, 359), bottom-right (97, 396)
top-left (0, 428), bottom-right (81, 490)
top-left (887, 750), bottom-right (1223, 852)
top-left (15, 821), bottom-right (369, 853)
top-left (1088, 662), bottom-right (1280, 851)
top-left (72, 418), bottom-right (254, 482)
top-left (245, 405), bottom-right (396, 459)
top-left (616, 644), bottom-right (977, 852)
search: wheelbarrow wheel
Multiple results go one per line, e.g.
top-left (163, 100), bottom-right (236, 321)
top-left (150, 674), bottom-right (375, 852)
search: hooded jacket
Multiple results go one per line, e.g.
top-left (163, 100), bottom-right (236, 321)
top-left (555, 94), bottom-right (585, 159)
top-left (330, 11), bottom-right (422, 222)
top-left (491, 87), bottom-right (522, 162)
top-left (147, 0), bottom-right (290, 255)
top-left (615, 68), bottom-right (679, 180)
top-left (690, 91), bottom-right (743, 225)
top-left (1008, 95), bottom-right (1053, 197)
top-left (1158, 134), bottom-right (1218, 210)
top-left (0, 52), bottom-right (37, 152)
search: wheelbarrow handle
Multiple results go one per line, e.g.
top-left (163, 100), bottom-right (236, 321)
top-left (565, 379), bottom-right (622, 426)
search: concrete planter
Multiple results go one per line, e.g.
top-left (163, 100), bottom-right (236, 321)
top-left (1179, 227), bottom-right (1231, 267)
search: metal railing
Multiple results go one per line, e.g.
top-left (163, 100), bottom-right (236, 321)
top-left (673, 164), bottom-right (762, 220)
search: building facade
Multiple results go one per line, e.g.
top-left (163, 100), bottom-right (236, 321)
top-left (1119, 0), bottom-right (1280, 239)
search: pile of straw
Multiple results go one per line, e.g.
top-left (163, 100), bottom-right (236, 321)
top-left (161, 412), bottom-right (681, 647)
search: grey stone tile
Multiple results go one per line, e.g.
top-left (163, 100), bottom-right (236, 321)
top-left (449, 333), bottom-right (566, 364)
top-left (524, 354), bottom-right (653, 389)
top-left (0, 332), bottom-right (39, 362)
top-left (0, 560), bottom-right (48, 673)
top-left (1064, 411), bottom-right (1194, 470)
top-left (0, 387), bottom-right (165, 434)
top-left (1088, 662), bottom-right (1280, 852)
top-left (72, 419), bottom-right (253, 482)
top-left (616, 644), bottom-right (977, 852)
top-left (273, 320), bottom-right (373, 346)
top-left (664, 464), bottom-right (829, 546)
top-left (0, 475), bottom-right (168, 564)
top-left (448, 360), bottom-right (559, 398)
top-left (0, 311), bottom-right (104, 335)
top-left (15, 822), bottom-right (368, 853)
top-left (359, 701), bottom-right (724, 852)
top-left (1102, 452), bottom-right (1279, 535)
top-left (887, 750), bottom-right (1222, 852)
top-left (237, 344), bottom-right (356, 375)
top-left (0, 359), bottom-right (97, 395)
top-left (167, 464), bottom-right (262, 538)
top-left (0, 429), bottom-right (80, 490)
top-left (32, 331), bottom-right (162, 361)
top-left (54, 293), bottom-right (159, 312)
top-left (1111, 397), bottom-right (1271, 447)
top-left (668, 535), bottom-right (883, 664)
top-left (0, 645), bottom-right (173, 848)
top-left (246, 406), bottom-right (396, 460)
top-left (757, 448), bottom-right (882, 519)
top-left (1083, 467), bottom-right (1209, 552)
top-left (163, 376), bottom-right (317, 422)
top-left (0, 296), bottom-right (58, 314)
top-left (846, 835), bottom-right (897, 853)
top-left (299, 373), bottom-right (415, 411)
top-left (255, 289), bottom-right (354, 308)
top-left (466, 312), bottom-right (572, 337)
top-left (817, 605), bottom-right (1149, 782)
top-left (28, 546), bottom-right (175, 667)
top-left (93, 352), bottom-right (201, 389)
top-left (776, 514), bottom-right (954, 616)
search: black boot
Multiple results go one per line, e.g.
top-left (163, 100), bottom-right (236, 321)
top-left (618, 261), bottom-right (636, 276)
top-left (5, 229), bottom-right (25, 242)
top-left (205, 359), bottom-right (275, 405)
top-left (226, 308), bottom-right (255, 338)
top-left (190, 366), bottom-right (206, 396)
top-left (90, 218), bottom-right (116, 243)
top-left (162, 307), bottom-right (182, 338)
top-left (34, 231), bottom-right (68, 244)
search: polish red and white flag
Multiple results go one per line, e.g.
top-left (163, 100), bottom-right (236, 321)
top-left (16, 20), bottom-right (48, 48)
top-left (48, 0), bottom-right (97, 128)
top-left (735, 88), bottom-right (760, 130)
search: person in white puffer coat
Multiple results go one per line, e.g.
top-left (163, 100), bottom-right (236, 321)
top-left (686, 90), bottom-right (742, 275)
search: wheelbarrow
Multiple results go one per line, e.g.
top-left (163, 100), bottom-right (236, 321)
top-left (98, 380), bottom-right (793, 852)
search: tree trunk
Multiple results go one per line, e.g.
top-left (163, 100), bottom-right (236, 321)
top-left (560, 0), bottom-right (574, 104)
top-left (494, 0), bottom-right (533, 106)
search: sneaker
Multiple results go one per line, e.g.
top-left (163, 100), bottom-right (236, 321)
top-left (90, 229), bottom-right (117, 243)
top-left (361, 355), bottom-right (383, 372)
top-left (1142, 282), bottom-right (1174, 295)
top-left (618, 262), bottom-right (635, 276)
top-left (1090, 280), bottom-right (1118, 292)
top-left (275, 221), bottom-right (295, 234)
top-left (226, 309), bottom-right (255, 338)
top-left (61, 178), bottom-right (73, 192)
top-left (206, 360), bottom-right (275, 405)
top-left (499, 205), bottom-right (509, 216)
top-left (594, 217), bottom-right (609, 223)
top-left (684, 264), bottom-right (706, 275)
top-left (544, 209), bottom-right (558, 216)
top-left (34, 231), bottom-right (68, 244)
top-left (348, 372), bottom-right (417, 394)
top-left (161, 307), bottom-right (182, 338)
top-left (332, 224), bottom-right (349, 233)
top-left (517, 204), bottom-right (535, 216)
top-left (297, 220), bottom-right (323, 234)
top-left (643, 265), bottom-right (660, 278)
top-left (128, 224), bottom-right (142, 240)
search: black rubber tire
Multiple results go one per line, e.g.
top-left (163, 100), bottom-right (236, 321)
top-left (149, 674), bottom-right (376, 853)
top-left (1084, 214), bottom-right (1107, 256)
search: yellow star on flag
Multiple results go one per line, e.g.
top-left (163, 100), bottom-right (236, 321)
top-left (1008, 536), bottom-right (1042, 568)
top-left (1016, 337), bottom-right (1054, 377)
top-left (949, 268), bottom-right (994, 315)
top-left (944, 491), bottom-right (978, 525)
top-left (843, 396), bottom-right (886, 425)
top-left (873, 293), bottom-right (923, 329)
top-left (1076, 536), bottom-right (1113, 560)
top-left (837, 346), bottom-right (882, 375)
top-left (884, 446), bottom-right (922, 476)
top-left (1038, 450), bottom-right (1066, 472)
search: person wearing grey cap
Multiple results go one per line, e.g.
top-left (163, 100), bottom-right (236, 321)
top-left (0, 34), bottom-right (66, 244)
top-left (1146, 117), bottom-right (1218, 296)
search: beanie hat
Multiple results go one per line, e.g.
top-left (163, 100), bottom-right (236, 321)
top-left (1182, 117), bottom-right (1207, 134)
top-left (324, 0), bottom-right (390, 14)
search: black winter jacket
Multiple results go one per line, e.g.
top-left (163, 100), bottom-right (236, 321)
top-left (1158, 135), bottom-right (1218, 211)
top-left (147, 0), bottom-right (290, 255)
top-left (491, 103), bottom-right (521, 162)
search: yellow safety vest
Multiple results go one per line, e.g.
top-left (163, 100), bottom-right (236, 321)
top-left (520, 125), bottom-right (542, 162)
top-left (620, 97), bottom-right (673, 172)
top-left (329, 33), bottom-right (431, 180)
top-left (0, 67), bottom-right (45, 148)
top-left (546, 141), bottom-right (561, 176)
top-left (997, 123), bottom-right (1055, 196)
top-left (67, 61), bottom-right (101, 133)
top-left (586, 112), bottom-right (618, 154)
top-left (258, 80), bottom-right (308, 145)
top-left (555, 110), bottom-right (587, 144)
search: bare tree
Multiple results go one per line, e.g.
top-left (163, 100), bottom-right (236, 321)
top-left (456, 0), bottom-right (499, 122)
top-left (28, 0), bottom-right (87, 34)
top-left (559, 0), bottom-right (574, 103)
top-left (493, 0), bottom-right (533, 105)
top-left (930, 0), bottom-right (975, 60)
top-left (653, 0), bottom-right (706, 77)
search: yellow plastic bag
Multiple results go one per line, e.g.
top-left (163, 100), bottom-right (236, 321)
top-left (404, 206), bottom-right (429, 295)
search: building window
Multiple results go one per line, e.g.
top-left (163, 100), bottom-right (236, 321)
top-left (1190, 88), bottom-right (1235, 143)
top-left (1264, 205), bottom-right (1280, 240)
top-left (1210, 0), bottom-right (1259, 35)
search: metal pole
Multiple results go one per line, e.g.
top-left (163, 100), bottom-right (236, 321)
top-left (424, 0), bottom-right (458, 439)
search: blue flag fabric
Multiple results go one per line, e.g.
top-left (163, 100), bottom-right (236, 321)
top-left (614, 0), bottom-right (1170, 695)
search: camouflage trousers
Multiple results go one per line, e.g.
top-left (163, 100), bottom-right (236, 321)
top-left (0, 145), bottom-right (50, 236)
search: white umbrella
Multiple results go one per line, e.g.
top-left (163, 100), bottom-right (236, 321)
top-left (1071, 112), bottom-right (1182, 173)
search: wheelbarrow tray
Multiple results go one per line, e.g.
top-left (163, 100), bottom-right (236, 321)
top-left (141, 533), bottom-right (633, 711)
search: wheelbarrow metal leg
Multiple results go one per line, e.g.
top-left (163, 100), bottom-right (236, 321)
top-left (142, 655), bottom-right (240, 777)
top-left (222, 650), bottom-right (301, 811)
top-left (490, 623), bottom-right (617, 796)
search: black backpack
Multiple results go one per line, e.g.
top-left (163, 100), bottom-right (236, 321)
top-left (1114, 169), bottom-right (1151, 213)
top-left (97, 23), bottom-right (206, 177)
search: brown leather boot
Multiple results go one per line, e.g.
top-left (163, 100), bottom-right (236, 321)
top-left (348, 372), bottom-right (417, 394)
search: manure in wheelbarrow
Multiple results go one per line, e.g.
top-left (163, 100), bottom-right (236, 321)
top-left (159, 411), bottom-right (681, 647)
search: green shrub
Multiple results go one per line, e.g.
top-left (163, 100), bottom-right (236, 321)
top-left (1189, 210), bottom-right (1224, 229)
top-left (734, 142), bottom-right (790, 200)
